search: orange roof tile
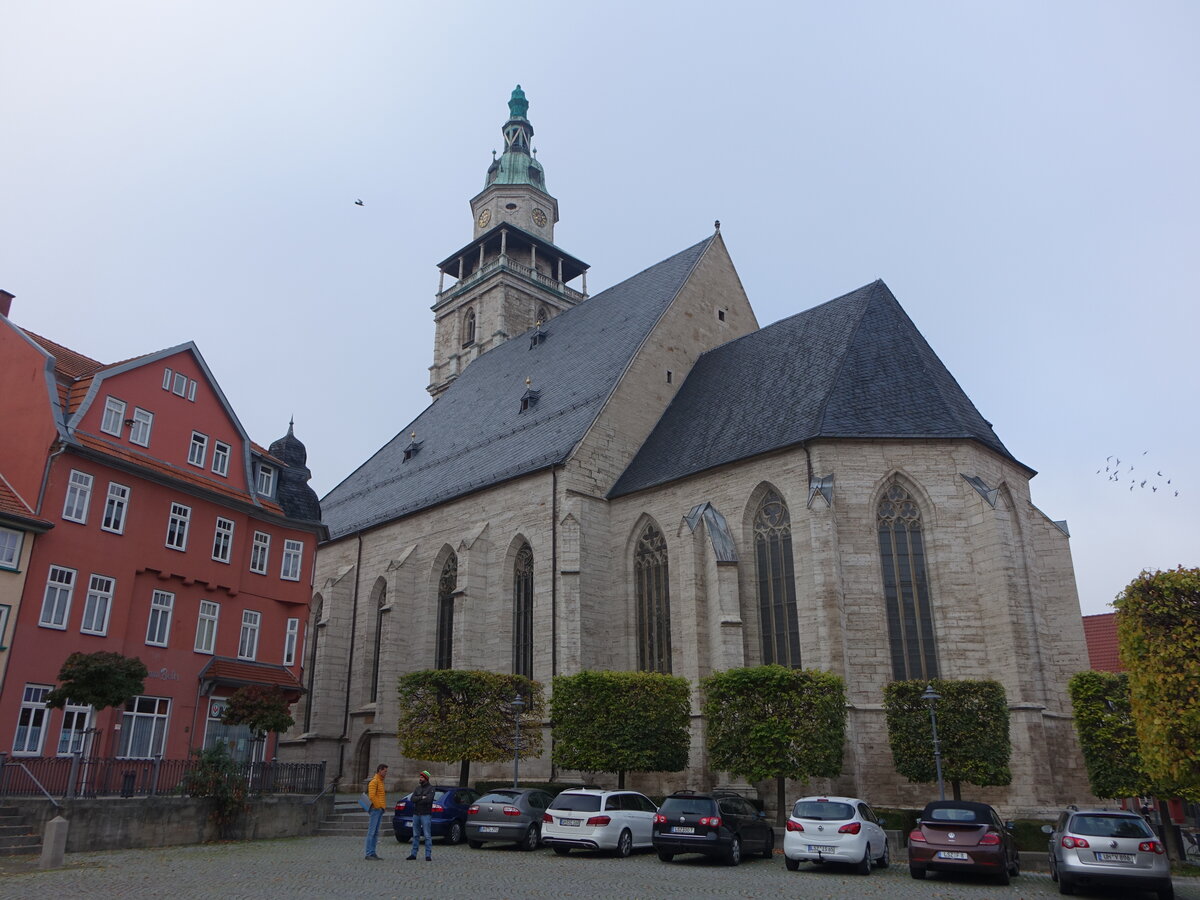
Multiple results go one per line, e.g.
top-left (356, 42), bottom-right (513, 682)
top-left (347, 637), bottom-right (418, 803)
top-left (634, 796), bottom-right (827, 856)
top-left (0, 474), bottom-right (52, 527)
top-left (1083, 613), bottom-right (1122, 672)
top-left (23, 330), bottom-right (105, 378)
top-left (198, 657), bottom-right (304, 699)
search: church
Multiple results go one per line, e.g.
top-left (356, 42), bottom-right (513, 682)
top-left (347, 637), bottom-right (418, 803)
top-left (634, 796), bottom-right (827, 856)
top-left (280, 86), bottom-right (1092, 814)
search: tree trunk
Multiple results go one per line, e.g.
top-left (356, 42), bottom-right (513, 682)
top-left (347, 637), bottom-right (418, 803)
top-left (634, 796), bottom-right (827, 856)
top-left (459, 758), bottom-right (470, 787)
top-left (618, 770), bottom-right (626, 789)
top-left (952, 780), bottom-right (962, 801)
top-left (776, 775), bottom-right (787, 826)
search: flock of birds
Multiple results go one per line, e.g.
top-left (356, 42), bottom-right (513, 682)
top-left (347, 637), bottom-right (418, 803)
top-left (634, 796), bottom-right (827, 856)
top-left (1098, 451), bottom-right (1179, 497)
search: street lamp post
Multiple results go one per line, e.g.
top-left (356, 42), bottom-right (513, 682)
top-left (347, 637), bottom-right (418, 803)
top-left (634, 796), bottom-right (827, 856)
top-left (511, 694), bottom-right (525, 788)
top-left (921, 684), bottom-right (945, 801)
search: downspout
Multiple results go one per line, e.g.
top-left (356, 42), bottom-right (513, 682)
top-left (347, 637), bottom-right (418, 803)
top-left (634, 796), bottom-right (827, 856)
top-left (337, 533), bottom-right (363, 780)
top-left (36, 440), bottom-right (68, 514)
top-left (550, 466), bottom-right (558, 781)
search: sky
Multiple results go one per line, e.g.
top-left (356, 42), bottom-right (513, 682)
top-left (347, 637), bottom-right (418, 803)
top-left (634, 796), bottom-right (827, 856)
top-left (2, 1), bottom-right (1196, 616)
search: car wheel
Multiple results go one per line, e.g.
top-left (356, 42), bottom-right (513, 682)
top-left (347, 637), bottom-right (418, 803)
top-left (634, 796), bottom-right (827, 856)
top-left (784, 856), bottom-right (800, 871)
top-left (761, 828), bottom-right (775, 859)
top-left (909, 864), bottom-right (926, 880)
top-left (467, 839), bottom-right (483, 849)
top-left (1058, 873), bottom-right (1075, 895)
top-left (995, 860), bottom-right (1011, 886)
top-left (553, 846), bottom-right (571, 857)
top-left (856, 843), bottom-right (872, 876)
top-left (447, 821), bottom-right (464, 845)
top-left (1157, 884), bottom-right (1174, 900)
top-left (727, 835), bottom-right (742, 866)
top-left (615, 829), bottom-right (633, 858)
top-left (1049, 853), bottom-right (1058, 882)
top-left (876, 839), bottom-right (890, 869)
top-left (1009, 850), bottom-right (1020, 877)
top-left (657, 850), bottom-right (674, 862)
top-left (521, 825), bottom-right (540, 852)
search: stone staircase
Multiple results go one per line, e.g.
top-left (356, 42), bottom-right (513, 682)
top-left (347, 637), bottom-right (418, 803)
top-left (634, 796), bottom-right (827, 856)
top-left (316, 799), bottom-right (395, 837)
top-left (0, 806), bottom-right (41, 856)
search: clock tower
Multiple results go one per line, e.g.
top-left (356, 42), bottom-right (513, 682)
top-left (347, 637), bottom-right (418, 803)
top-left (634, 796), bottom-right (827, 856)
top-left (428, 86), bottom-right (589, 398)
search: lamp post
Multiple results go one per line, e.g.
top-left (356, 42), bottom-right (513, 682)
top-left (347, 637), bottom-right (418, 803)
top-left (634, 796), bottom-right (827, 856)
top-left (511, 694), bottom-right (525, 788)
top-left (921, 684), bottom-right (945, 801)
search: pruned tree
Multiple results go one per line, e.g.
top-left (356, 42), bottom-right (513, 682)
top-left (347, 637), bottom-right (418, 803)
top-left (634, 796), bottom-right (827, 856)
top-left (551, 670), bottom-right (690, 788)
top-left (884, 679), bottom-right (1011, 801)
top-left (222, 685), bottom-right (296, 742)
top-left (45, 651), bottom-right (147, 711)
top-left (397, 670), bottom-right (543, 786)
top-left (1068, 670), bottom-right (1154, 799)
top-left (702, 665), bottom-right (846, 824)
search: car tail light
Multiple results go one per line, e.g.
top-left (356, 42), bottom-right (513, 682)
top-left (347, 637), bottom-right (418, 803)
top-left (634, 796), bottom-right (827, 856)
top-left (786, 820), bottom-right (804, 832)
top-left (1062, 836), bottom-right (1090, 849)
top-left (542, 813), bottom-right (552, 823)
top-left (467, 805), bottom-right (479, 815)
top-left (396, 801), bottom-right (407, 811)
top-left (586, 815), bottom-right (611, 827)
top-left (654, 814), bottom-right (667, 824)
top-left (432, 804), bottom-right (444, 813)
top-left (503, 806), bottom-right (521, 817)
top-left (838, 822), bottom-right (861, 835)
top-left (909, 829), bottom-right (926, 842)
top-left (698, 816), bottom-right (722, 828)
top-left (1140, 841), bottom-right (1165, 854)
top-left (979, 833), bottom-right (1001, 845)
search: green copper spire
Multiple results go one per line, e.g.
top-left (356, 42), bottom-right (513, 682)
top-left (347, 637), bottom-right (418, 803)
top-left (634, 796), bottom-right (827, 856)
top-left (485, 85), bottom-right (548, 192)
top-left (508, 84), bottom-right (529, 119)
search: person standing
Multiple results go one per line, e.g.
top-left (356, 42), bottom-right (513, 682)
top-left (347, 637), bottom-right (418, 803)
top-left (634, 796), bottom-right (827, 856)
top-left (407, 770), bottom-right (435, 861)
top-left (364, 763), bottom-right (388, 860)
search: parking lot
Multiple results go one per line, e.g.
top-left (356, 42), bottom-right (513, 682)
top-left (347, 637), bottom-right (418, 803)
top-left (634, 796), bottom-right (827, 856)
top-left (2, 835), bottom-right (1198, 899)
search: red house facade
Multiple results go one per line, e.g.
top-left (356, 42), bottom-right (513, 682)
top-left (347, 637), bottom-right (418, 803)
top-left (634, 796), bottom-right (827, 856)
top-left (0, 305), bottom-right (324, 764)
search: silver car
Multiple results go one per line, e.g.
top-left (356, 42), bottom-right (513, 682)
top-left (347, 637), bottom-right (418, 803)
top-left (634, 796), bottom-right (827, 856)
top-left (1045, 807), bottom-right (1173, 899)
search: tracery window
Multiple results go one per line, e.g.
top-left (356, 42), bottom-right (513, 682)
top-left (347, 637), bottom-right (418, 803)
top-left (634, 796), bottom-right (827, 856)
top-left (435, 554), bottom-right (457, 669)
top-left (462, 309), bottom-right (476, 348)
top-left (369, 582), bottom-right (386, 702)
top-left (754, 490), bottom-right (801, 667)
top-left (512, 544), bottom-right (533, 678)
top-left (634, 523), bottom-right (672, 673)
top-left (303, 598), bottom-right (322, 732)
top-left (878, 483), bottom-right (938, 681)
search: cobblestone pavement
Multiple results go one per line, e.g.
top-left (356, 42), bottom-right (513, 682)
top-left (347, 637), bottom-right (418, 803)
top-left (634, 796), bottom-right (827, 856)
top-left (1, 836), bottom-right (1197, 899)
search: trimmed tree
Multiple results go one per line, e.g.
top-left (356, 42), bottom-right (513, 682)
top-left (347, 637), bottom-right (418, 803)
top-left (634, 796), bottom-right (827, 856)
top-left (884, 679), bottom-right (1011, 801)
top-left (551, 670), bottom-right (690, 788)
top-left (222, 685), bottom-right (296, 745)
top-left (45, 650), bottom-right (147, 712)
top-left (397, 670), bottom-right (543, 786)
top-left (1116, 566), bottom-right (1200, 802)
top-left (1068, 670), bottom-right (1153, 800)
top-left (702, 665), bottom-right (846, 824)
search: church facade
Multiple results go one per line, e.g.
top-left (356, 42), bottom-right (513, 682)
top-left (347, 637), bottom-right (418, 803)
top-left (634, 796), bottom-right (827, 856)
top-left (281, 87), bottom-right (1092, 814)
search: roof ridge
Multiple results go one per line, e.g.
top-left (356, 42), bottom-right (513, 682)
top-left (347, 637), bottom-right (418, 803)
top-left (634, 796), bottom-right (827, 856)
top-left (813, 281), bottom-right (884, 435)
top-left (0, 470), bottom-right (37, 516)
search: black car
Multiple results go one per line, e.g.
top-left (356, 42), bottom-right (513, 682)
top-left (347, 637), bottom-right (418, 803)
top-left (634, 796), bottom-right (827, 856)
top-left (652, 790), bottom-right (774, 866)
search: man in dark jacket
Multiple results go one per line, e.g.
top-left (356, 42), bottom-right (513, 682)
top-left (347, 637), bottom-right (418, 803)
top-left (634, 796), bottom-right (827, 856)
top-left (407, 770), bottom-right (436, 860)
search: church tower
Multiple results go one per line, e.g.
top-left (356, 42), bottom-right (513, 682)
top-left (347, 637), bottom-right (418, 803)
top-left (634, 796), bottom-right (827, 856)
top-left (428, 86), bottom-right (589, 398)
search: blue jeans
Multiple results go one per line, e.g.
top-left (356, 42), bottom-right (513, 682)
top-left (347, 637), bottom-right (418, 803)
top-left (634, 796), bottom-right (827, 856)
top-left (411, 813), bottom-right (433, 858)
top-left (364, 807), bottom-right (383, 858)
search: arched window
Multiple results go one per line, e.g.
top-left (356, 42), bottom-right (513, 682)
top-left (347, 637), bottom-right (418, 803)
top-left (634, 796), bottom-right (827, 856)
top-left (369, 581), bottom-right (386, 703)
top-left (512, 543), bottom-right (533, 678)
top-left (435, 554), bottom-right (457, 669)
top-left (536, 306), bottom-right (548, 325)
top-left (754, 490), bottom-right (801, 667)
top-left (462, 309), bottom-right (476, 348)
top-left (634, 523), bottom-right (672, 673)
top-left (878, 482), bottom-right (938, 681)
top-left (303, 597), bottom-right (322, 732)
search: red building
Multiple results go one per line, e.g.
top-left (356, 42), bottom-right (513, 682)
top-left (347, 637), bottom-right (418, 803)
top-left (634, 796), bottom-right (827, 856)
top-left (0, 300), bottom-right (324, 764)
top-left (1082, 612), bottom-right (1122, 673)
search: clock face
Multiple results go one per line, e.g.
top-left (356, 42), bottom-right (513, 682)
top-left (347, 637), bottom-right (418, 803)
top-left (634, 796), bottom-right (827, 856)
top-left (477, 208), bottom-right (491, 228)
top-left (531, 208), bottom-right (547, 228)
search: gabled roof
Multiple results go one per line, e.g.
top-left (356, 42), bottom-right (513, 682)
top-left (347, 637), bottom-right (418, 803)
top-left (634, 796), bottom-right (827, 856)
top-left (198, 657), bottom-right (304, 700)
top-left (1082, 613), bottom-right (1121, 672)
top-left (0, 473), bottom-right (52, 530)
top-left (321, 237), bottom-right (715, 539)
top-left (611, 280), bottom-right (1023, 497)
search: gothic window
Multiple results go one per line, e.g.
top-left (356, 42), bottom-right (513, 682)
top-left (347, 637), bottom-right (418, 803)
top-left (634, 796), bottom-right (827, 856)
top-left (537, 306), bottom-right (548, 325)
top-left (462, 309), bottom-right (476, 348)
top-left (878, 483), bottom-right (938, 681)
top-left (303, 597), bottom-right (322, 732)
top-left (753, 490), bottom-right (801, 667)
top-left (512, 543), bottom-right (533, 678)
top-left (436, 554), bottom-right (457, 669)
top-left (634, 523), bottom-right (672, 673)
top-left (369, 581), bottom-right (386, 703)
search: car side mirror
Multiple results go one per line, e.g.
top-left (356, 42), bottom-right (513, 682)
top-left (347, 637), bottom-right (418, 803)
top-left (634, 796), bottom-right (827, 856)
top-left (757, 810), bottom-right (767, 818)
top-left (1041, 825), bottom-right (1054, 834)
top-left (878, 818), bottom-right (887, 828)
top-left (1005, 821), bottom-right (1015, 831)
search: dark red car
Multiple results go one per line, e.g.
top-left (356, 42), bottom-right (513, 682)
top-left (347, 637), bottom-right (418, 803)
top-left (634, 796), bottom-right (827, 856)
top-left (908, 800), bottom-right (1020, 884)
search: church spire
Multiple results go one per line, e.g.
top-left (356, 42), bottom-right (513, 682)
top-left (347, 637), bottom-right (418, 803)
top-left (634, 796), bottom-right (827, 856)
top-left (485, 85), bottom-right (547, 191)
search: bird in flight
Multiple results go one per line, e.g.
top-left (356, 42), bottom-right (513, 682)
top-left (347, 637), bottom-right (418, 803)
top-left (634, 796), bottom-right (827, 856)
top-left (355, 199), bottom-right (364, 206)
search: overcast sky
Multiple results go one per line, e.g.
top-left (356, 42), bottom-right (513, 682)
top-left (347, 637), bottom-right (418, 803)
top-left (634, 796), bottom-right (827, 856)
top-left (3, 2), bottom-right (1195, 616)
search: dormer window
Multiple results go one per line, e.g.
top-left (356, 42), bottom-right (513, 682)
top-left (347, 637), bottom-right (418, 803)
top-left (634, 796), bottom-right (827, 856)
top-left (403, 432), bottom-right (422, 462)
top-left (101, 397), bottom-right (126, 436)
top-left (462, 308), bottom-right (476, 348)
top-left (529, 320), bottom-right (547, 348)
top-left (256, 464), bottom-right (276, 497)
top-left (519, 378), bottom-right (540, 413)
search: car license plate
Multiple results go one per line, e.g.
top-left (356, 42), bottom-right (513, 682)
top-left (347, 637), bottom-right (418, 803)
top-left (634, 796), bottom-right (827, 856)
top-left (807, 844), bottom-right (837, 852)
top-left (671, 826), bottom-right (695, 834)
top-left (479, 826), bottom-right (499, 833)
top-left (1096, 852), bottom-right (1134, 862)
top-left (937, 851), bottom-right (969, 860)
top-left (559, 818), bottom-right (580, 827)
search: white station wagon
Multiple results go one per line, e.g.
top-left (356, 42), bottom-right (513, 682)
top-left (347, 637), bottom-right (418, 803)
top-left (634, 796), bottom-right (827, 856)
top-left (542, 789), bottom-right (659, 858)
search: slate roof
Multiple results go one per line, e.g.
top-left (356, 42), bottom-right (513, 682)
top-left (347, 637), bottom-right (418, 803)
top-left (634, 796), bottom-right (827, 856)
top-left (610, 279), bottom-right (1023, 497)
top-left (320, 237), bottom-right (714, 540)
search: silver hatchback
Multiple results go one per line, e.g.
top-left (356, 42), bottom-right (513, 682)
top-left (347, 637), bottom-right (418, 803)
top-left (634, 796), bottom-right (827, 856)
top-left (1045, 807), bottom-right (1173, 899)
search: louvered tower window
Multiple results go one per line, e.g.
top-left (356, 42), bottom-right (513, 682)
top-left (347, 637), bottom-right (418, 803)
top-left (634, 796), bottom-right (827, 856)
top-left (878, 483), bottom-right (939, 681)
top-left (754, 490), bottom-right (801, 667)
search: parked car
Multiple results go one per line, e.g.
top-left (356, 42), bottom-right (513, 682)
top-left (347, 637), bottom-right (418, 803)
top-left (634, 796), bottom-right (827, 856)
top-left (908, 800), bottom-right (1020, 884)
top-left (393, 785), bottom-right (480, 845)
top-left (465, 788), bottom-right (554, 851)
top-left (783, 795), bottom-right (889, 874)
top-left (652, 790), bottom-right (774, 866)
top-left (541, 789), bottom-right (659, 857)
top-left (1044, 807), bottom-right (1173, 899)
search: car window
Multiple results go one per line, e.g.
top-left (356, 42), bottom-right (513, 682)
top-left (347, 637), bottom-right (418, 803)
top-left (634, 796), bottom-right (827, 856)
top-left (858, 803), bottom-right (875, 823)
top-left (551, 793), bottom-right (602, 812)
top-left (928, 807), bottom-right (983, 823)
top-left (477, 791), bottom-right (520, 803)
top-left (1071, 815), bottom-right (1154, 839)
top-left (530, 792), bottom-right (550, 809)
top-left (794, 801), bottom-right (855, 820)
top-left (433, 790), bottom-right (450, 802)
top-left (637, 794), bottom-right (656, 813)
top-left (606, 794), bottom-right (623, 811)
top-left (660, 797), bottom-right (716, 817)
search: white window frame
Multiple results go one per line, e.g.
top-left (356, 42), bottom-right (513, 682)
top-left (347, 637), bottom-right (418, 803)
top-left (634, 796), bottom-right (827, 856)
top-left (101, 396), bottom-right (126, 436)
top-left (188, 432), bottom-right (208, 467)
top-left (238, 610), bottom-right (261, 661)
top-left (56, 702), bottom-right (93, 756)
top-left (0, 604), bottom-right (10, 649)
top-left (280, 539), bottom-right (303, 581)
top-left (39, 565), bottom-right (75, 629)
top-left (62, 469), bottom-right (93, 523)
top-left (101, 482), bottom-right (130, 534)
top-left (0, 527), bottom-right (22, 570)
top-left (187, 380), bottom-right (197, 401)
top-left (165, 502), bottom-right (190, 551)
top-left (195, 600), bottom-right (219, 654)
top-left (211, 441), bottom-right (231, 477)
top-left (172, 371), bottom-right (188, 397)
top-left (130, 408), bottom-right (153, 446)
top-left (13, 685), bottom-right (52, 756)
top-left (256, 464), bottom-right (276, 497)
top-left (212, 517), bottom-right (234, 564)
top-left (250, 531), bottom-right (271, 575)
top-left (117, 695), bottom-right (170, 759)
top-left (283, 617), bottom-right (299, 666)
top-left (81, 574), bottom-right (115, 636)
top-left (162, 368), bottom-right (173, 390)
top-left (146, 589), bottom-right (174, 647)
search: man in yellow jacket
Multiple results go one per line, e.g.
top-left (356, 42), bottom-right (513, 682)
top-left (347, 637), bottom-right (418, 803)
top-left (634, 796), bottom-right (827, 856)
top-left (364, 764), bottom-right (388, 860)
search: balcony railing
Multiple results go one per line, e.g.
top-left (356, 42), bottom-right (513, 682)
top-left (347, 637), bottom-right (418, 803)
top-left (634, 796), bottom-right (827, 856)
top-left (438, 255), bottom-right (585, 305)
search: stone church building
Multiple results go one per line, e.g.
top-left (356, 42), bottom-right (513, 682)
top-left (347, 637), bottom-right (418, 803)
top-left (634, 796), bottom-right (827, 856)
top-left (281, 87), bottom-right (1092, 814)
